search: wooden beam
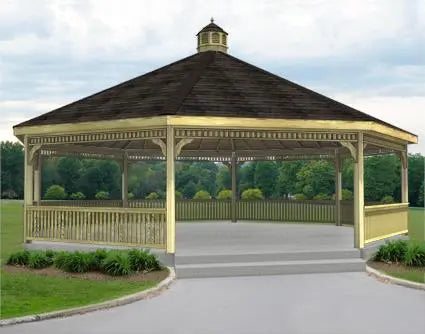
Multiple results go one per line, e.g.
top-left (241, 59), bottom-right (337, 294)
top-left (231, 151), bottom-right (237, 223)
top-left (354, 132), bottom-right (365, 248)
top-left (166, 126), bottom-right (176, 254)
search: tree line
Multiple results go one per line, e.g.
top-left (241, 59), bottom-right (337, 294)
top-left (1, 141), bottom-right (424, 206)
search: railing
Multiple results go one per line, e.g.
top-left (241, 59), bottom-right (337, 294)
top-left (39, 200), bottom-right (123, 207)
top-left (25, 205), bottom-right (166, 248)
top-left (39, 199), bottom-right (354, 224)
top-left (364, 203), bottom-right (409, 244)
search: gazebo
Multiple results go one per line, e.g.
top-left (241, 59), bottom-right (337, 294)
top-left (14, 20), bottom-right (417, 262)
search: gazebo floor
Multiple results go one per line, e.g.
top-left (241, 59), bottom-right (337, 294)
top-left (176, 222), bottom-right (354, 255)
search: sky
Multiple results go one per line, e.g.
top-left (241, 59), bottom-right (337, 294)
top-left (1, 0), bottom-right (424, 153)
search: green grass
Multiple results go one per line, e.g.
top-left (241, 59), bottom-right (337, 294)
top-left (1, 272), bottom-right (156, 319)
top-left (385, 271), bottom-right (425, 284)
top-left (0, 200), bottom-right (162, 319)
top-left (409, 207), bottom-right (425, 243)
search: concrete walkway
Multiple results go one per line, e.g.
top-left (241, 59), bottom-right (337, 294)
top-left (3, 273), bottom-right (424, 334)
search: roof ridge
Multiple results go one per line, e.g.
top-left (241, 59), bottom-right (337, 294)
top-left (164, 52), bottom-right (217, 114)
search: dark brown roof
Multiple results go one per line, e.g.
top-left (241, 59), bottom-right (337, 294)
top-left (197, 22), bottom-right (227, 35)
top-left (15, 51), bottom-right (411, 135)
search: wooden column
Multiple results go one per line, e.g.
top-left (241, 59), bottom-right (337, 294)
top-left (166, 126), bottom-right (176, 254)
top-left (33, 152), bottom-right (42, 205)
top-left (334, 151), bottom-right (342, 226)
top-left (354, 132), bottom-right (365, 248)
top-left (24, 136), bottom-right (34, 243)
top-left (121, 152), bottom-right (128, 207)
top-left (400, 150), bottom-right (408, 203)
top-left (231, 152), bottom-right (237, 222)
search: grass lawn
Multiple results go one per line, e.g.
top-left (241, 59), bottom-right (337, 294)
top-left (408, 207), bottom-right (425, 243)
top-left (0, 200), bottom-right (166, 319)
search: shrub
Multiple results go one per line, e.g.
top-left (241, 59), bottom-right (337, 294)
top-left (293, 193), bottom-right (307, 200)
top-left (404, 243), bottom-right (425, 266)
top-left (128, 192), bottom-right (135, 200)
top-left (70, 192), bottom-right (86, 200)
top-left (128, 249), bottom-right (161, 272)
top-left (175, 191), bottom-right (183, 200)
top-left (374, 240), bottom-right (408, 263)
top-left (44, 185), bottom-right (66, 200)
top-left (342, 189), bottom-right (353, 200)
top-left (60, 252), bottom-right (93, 273)
top-left (90, 249), bottom-right (109, 270)
top-left (102, 252), bottom-right (133, 276)
top-left (241, 188), bottom-right (264, 200)
top-left (381, 195), bottom-right (394, 204)
top-left (302, 185), bottom-right (314, 199)
top-left (1, 189), bottom-right (17, 199)
top-left (217, 189), bottom-right (232, 200)
top-left (145, 192), bottom-right (159, 200)
top-left (95, 191), bottom-right (110, 200)
top-left (193, 190), bottom-right (211, 200)
top-left (7, 250), bottom-right (30, 266)
top-left (53, 251), bottom-right (69, 270)
top-left (27, 251), bottom-right (53, 269)
top-left (313, 193), bottom-right (331, 200)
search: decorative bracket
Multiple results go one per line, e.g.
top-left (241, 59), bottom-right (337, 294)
top-left (397, 151), bottom-right (408, 169)
top-left (340, 141), bottom-right (357, 161)
top-left (151, 139), bottom-right (166, 157)
top-left (28, 144), bottom-right (42, 165)
top-left (175, 138), bottom-right (193, 158)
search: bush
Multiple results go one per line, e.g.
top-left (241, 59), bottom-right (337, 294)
top-left (293, 193), bottom-right (307, 200)
top-left (193, 190), bottom-right (211, 200)
top-left (70, 192), bottom-right (86, 200)
top-left (374, 240), bottom-right (408, 263)
top-left (7, 250), bottom-right (30, 266)
top-left (102, 252), bottom-right (133, 276)
top-left (90, 249), bottom-right (109, 270)
top-left (128, 249), bottom-right (161, 272)
top-left (95, 191), bottom-right (110, 200)
top-left (27, 251), bottom-right (53, 269)
top-left (313, 193), bottom-right (331, 200)
top-left (404, 243), bottom-right (425, 266)
top-left (128, 192), bottom-right (135, 200)
top-left (217, 189), bottom-right (232, 200)
top-left (381, 195), bottom-right (394, 204)
top-left (241, 188), bottom-right (264, 200)
top-left (57, 251), bottom-right (93, 273)
top-left (341, 189), bottom-right (353, 200)
top-left (145, 192), bottom-right (159, 200)
top-left (175, 191), bottom-right (183, 200)
top-left (44, 185), bottom-right (66, 200)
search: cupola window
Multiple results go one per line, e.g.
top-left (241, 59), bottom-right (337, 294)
top-left (212, 32), bottom-right (220, 43)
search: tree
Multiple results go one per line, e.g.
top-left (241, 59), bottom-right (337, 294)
top-left (44, 185), bottom-right (66, 200)
top-left (276, 161), bottom-right (306, 198)
top-left (241, 188), bottom-right (264, 200)
top-left (238, 162), bottom-right (256, 194)
top-left (418, 181), bottom-right (424, 207)
top-left (1, 141), bottom-right (24, 198)
top-left (364, 155), bottom-right (399, 202)
top-left (57, 157), bottom-right (82, 194)
top-left (408, 154), bottom-right (425, 206)
top-left (216, 165), bottom-right (231, 192)
top-left (296, 160), bottom-right (334, 199)
top-left (254, 161), bottom-right (278, 198)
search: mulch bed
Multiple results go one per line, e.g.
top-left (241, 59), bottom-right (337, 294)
top-left (3, 265), bottom-right (169, 282)
top-left (367, 261), bottom-right (425, 274)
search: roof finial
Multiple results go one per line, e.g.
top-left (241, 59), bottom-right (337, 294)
top-left (210, 17), bottom-right (214, 23)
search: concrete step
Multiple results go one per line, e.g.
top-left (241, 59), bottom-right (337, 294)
top-left (175, 249), bottom-right (361, 265)
top-left (176, 258), bottom-right (365, 279)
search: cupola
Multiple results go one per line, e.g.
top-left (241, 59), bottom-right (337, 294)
top-left (196, 18), bottom-right (228, 53)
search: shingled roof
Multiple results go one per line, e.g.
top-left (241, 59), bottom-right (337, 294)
top-left (14, 50), bottom-right (406, 133)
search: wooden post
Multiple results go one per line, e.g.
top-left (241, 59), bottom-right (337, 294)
top-left (24, 136), bottom-right (34, 243)
top-left (166, 126), bottom-right (176, 254)
top-left (122, 152), bottom-right (128, 207)
top-left (231, 152), bottom-right (237, 222)
top-left (400, 150), bottom-right (408, 203)
top-left (354, 132), bottom-right (365, 248)
top-left (334, 151), bottom-right (342, 226)
top-left (33, 153), bottom-right (42, 205)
